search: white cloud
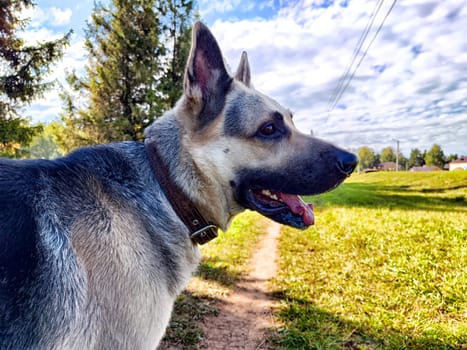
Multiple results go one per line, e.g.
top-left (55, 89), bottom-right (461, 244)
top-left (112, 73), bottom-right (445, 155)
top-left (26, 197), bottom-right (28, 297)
top-left (20, 5), bottom-right (72, 28)
top-left (50, 7), bottom-right (73, 26)
top-left (198, 0), bottom-right (242, 16)
top-left (205, 0), bottom-right (467, 155)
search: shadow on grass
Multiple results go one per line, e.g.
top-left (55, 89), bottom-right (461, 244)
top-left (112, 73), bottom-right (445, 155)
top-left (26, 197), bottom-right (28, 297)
top-left (195, 257), bottom-right (239, 287)
top-left (161, 285), bottom-right (464, 350)
top-left (270, 292), bottom-right (465, 350)
top-left (311, 183), bottom-right (466, 212)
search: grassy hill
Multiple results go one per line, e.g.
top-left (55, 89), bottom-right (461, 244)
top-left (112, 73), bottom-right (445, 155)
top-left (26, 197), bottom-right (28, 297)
top-left (272, 171), bottom-right (466, 349)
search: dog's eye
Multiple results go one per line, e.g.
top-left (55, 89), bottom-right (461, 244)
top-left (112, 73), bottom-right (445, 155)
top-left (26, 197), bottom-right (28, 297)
top-left (258, 122), bottom-right (277, 137)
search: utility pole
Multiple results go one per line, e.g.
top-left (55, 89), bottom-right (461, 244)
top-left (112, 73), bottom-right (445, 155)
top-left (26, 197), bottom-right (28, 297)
top-left (393, 139), bottom-right (400, 171)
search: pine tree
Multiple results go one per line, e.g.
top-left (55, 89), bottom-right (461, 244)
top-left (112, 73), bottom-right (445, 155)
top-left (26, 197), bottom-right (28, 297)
top-left (0, 0), bottom-right (70, 157)
top-left (60, 0), bottom-right (194, 147)
top-left (87, 0), bottom-right (166, 142)
top-left (159, 0), bottom-right (194, 108)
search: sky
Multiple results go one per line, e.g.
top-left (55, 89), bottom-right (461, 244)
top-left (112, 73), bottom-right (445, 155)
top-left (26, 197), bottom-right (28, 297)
top-left (19, 0), bottom-right (467, 157)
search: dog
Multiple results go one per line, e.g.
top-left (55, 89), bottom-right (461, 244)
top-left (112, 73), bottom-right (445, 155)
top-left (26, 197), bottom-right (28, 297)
top-left (0, 22), bottom-right (357, 349)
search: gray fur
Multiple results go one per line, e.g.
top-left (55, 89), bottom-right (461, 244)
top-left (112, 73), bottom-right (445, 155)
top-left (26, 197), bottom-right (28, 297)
top-left (0, 141), bottom-right (197, 349)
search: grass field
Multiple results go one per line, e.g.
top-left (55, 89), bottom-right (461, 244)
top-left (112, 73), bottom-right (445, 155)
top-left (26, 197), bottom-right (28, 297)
top-left (271, 171), bottom-right (467, 349)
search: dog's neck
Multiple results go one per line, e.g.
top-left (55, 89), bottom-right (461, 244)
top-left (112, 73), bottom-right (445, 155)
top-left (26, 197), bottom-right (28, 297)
top-left (144, 136), bottom-right (219, 245)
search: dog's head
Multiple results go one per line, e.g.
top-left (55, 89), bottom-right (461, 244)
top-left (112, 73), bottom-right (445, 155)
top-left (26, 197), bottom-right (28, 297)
top-left (148, 22), bottom-right (357, 230)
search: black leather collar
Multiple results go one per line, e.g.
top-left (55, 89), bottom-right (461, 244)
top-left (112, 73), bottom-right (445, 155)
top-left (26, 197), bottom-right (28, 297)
top-left (145, 138), bottom-right (218, 245)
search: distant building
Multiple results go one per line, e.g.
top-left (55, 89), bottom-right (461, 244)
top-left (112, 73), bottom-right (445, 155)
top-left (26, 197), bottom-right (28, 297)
top-left (448, 156), bottom-right (467, 171)
top-left (378, 162), bottom-right (401, 171)
top-left (410, 165), bottom-right (441, 172)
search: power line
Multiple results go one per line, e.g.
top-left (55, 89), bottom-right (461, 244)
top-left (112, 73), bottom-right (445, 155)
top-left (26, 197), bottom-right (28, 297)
top-left (327, 0), bottom-right (384, 113)
top-left (331, 0), bottom-right (398, 112)
top-left (328, 0), bottom-right (398, 114)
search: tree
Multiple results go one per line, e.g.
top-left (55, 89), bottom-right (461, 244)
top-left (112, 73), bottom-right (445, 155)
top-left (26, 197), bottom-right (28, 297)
top-left (159, 0), bottom-right (194, 108)
top-left (399, 154), bottom-right (408, 170)
top-left (57, 72), bottom-right (106, 151)
top-left (358, 146), bottom-right (377, 170)
top-left (61, 0), bottom-right (194, 146)
top-left (408, 148), bottom-right (425, 168)
top-left (425, 144), bottom-right (445, 168)
top-left (446, 153), bottom-right (458, 163)
top-left (0, 117), bottom-right (41, 157)
top-left (0, 0), bottom-right (70, 157)
top-left (87, 0), bottom-right (165, 142)
top-left (374, 152), bottom-right (380, 167)
top-left (380, 146), bottom-right (396, 163)
top-left (27, 123), bottom-right (63, 159)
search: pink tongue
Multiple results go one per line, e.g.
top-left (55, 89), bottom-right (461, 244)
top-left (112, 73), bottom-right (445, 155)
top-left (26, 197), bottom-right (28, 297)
top-left (278, 193), bottom-right (315, 226)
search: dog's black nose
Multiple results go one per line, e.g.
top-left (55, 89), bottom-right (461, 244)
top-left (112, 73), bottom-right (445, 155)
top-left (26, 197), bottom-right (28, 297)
top-left (336, 150), bottom-right (358, 175)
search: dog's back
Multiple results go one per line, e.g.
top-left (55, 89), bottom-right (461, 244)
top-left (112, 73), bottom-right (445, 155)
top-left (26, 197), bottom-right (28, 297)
top-left (0, 143), bottom-right (199, 349)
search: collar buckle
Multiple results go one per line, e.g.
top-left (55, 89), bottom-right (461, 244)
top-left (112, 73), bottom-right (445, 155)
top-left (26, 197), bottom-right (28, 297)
top-left (190, 224), bottom-right (218, 245)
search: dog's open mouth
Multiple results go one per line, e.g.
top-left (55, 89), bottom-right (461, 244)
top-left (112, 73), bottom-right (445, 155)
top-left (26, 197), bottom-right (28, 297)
top-left (246, 189), bottom-right (314, 229)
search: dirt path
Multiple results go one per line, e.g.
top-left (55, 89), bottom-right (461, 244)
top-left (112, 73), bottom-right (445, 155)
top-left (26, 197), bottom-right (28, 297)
top-left (197, 221), bottom-right (281, 350)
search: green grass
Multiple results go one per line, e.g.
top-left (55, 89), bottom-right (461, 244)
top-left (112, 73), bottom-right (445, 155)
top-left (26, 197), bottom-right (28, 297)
top-left (160, 210), bottom-right (267, 349)
top-left (271, 171), bottom-right (467, 349)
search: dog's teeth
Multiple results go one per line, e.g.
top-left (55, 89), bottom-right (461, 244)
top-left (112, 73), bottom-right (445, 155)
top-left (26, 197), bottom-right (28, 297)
top-left (260, 189), bottom-right (281, 201)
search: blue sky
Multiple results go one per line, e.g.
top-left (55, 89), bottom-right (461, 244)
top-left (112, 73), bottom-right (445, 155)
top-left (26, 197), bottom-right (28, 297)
top-left (20, 0), bottom-right (467, 156)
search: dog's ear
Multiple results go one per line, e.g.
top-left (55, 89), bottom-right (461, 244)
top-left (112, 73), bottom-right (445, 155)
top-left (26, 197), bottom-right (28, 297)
top-left (184, 22), bottom-right (232, 128)
top-left (234, 51), bottom-right (251, 87)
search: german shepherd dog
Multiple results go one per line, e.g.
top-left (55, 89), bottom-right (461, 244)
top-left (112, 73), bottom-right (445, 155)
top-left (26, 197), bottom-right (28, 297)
top-left (0, 22), bottom-right (357, 349)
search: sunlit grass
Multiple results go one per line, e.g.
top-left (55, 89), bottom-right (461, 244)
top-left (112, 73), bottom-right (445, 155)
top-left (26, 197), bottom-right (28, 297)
top-left (271, 171), bottom-right (467, 349)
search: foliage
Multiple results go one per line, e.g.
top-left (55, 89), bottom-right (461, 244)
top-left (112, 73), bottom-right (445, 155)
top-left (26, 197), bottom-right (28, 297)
top-left (357, 146), bottom-right (377, 170)
top-left (0, 116), bottom-right (42, 157)
top-left (159, 0), bottom-right (194, 108)
top-left (60, 0), bottom-right (194, 148)
top-left (446, 153), bottom-right (459, 163)
top-left (425, 143), bottom-right (446, 168)
top-left (409, 147), bottom-right (425, 168)
top-left (27, 122), bottom-right (64, 159)
top-left (88, 0), bottom-right (164, 142)
top-left (398, 154), bottom-right (408, 170)
top-left (271, 171), bottom-right (467, 349)
top-left (380, 146), bottom-right (396, 162)
top-left (0, 0), bottom-right (70, 157)
top-left (356, 144), bottom-right (457, 171)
